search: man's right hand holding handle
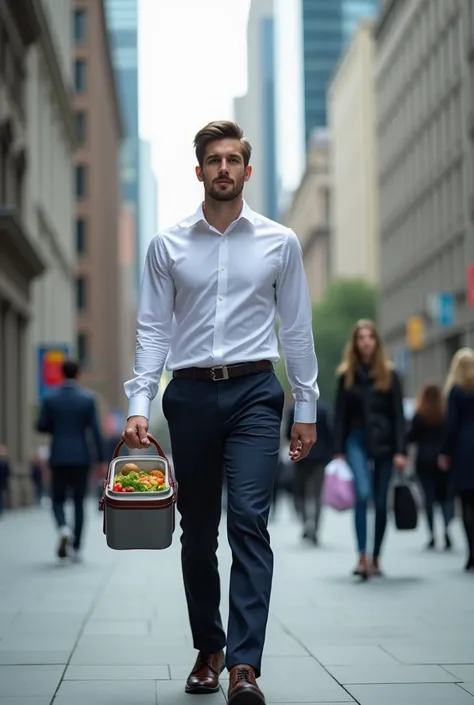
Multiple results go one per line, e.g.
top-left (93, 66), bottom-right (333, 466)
top-left (122, 415), bottom-right (151, 449)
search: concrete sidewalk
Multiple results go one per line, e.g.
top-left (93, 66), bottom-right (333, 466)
top-left (0, 496), bottom-right (473, 705)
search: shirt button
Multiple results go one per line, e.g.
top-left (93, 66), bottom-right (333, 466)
top-left (218, 296), bottom-right (223, 301)
top-left (220, 267), bottom-right (225, 271)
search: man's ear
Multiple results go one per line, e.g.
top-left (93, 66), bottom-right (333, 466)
top-left (244, 165), bottom-right (252, 182)
top-left (195, 166), bottom-right (204, 182)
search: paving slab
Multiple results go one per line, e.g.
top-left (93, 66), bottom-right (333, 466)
top-left (0, 700), bottom-right (52, 705)
top-left (0, 665), bottom-right (64, 698)
top-left (53, 679), bottom-right (157, 705)
top-left (0, 651), bottom-right (70, 665)
top-left (64, 664), bottom-right (170, 680)
top-left (345, 683), bottom-right (474, 704)
top-left (326, 663), bottom-right (457, 684)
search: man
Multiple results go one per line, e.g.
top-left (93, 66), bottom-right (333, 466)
top-left (285, 399), bottom-right (333, 544)
top-left (123, 121), bottom-right (319, 705)
top-left (36, 359), bottom-right (105, 562)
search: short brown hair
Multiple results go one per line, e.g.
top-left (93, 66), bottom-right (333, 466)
top-left (193, 120), bottom-right (252, 168)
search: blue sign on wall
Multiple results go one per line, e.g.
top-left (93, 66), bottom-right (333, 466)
top-left (394, 346), bottom-right (411, 374)
top-left (438, 292), bottom-right (454, 328)
top-left (37, 344), bottom-right (70, 400)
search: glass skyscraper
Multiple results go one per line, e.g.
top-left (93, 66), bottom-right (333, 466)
top-left (302, 0), bottom-right (379, 144)
top-left (105, 0), bottom-right (140, 285)
top-left (261, 15), bottom-right (277, 221)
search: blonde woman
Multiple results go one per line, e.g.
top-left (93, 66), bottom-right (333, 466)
top-left (439, 348), bottom-right (474, 571)
top-left (333, 320), bottom-right (407, 579)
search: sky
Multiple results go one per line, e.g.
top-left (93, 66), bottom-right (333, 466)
top-left (138, 0), bottom-right (252, 231)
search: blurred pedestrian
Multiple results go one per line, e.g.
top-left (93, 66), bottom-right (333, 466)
top-left (122, 120), bottom-right (319, 703)
top-left (0, 445), bottom-right (10, 517)
top-left (285, 399), bottom-right (333, 544)
top-left (439, 348), bottom-right (474, 572)
top-left (407, 384), bottom-right (453, 550)
top-left (30, 450), bottom-right (45, 506)
top-left (333, 319), bottom-right (407, 579)
top-left (36, 359), bottom-right (105, 562)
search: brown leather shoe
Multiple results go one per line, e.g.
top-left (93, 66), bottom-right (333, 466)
top-left (228, 665), bottom-right (265, 704)
top-left (185, 650), bottom-right (225, 694)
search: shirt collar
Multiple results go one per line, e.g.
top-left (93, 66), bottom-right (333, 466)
top-left (186, 200), bottom-right (256, 229)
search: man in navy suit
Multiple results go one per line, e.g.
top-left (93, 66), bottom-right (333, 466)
top-left (36, 359), bottom-right (105, 561)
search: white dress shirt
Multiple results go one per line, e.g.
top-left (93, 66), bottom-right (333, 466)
top-left (124, 201), bottom-right (320, 423)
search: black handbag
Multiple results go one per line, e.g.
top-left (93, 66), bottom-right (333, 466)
top-left (393, 478), bottom-right (418, 530)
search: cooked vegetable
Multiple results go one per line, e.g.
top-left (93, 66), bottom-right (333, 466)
top-left (112, 469), bottom-right (167, 493)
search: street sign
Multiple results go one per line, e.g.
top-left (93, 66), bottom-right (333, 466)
top-left (394, 346), bottom-right (411, 374)
top-left (37, 344), bottom-right (70, 399)
top-left (468, 263), bottom-right (474, 307)
top-left (438, 291), bottom-right (454, 327)
top-left (406, 316), bottom-right (425, 350)
top-left (426, 293), bottom-right (439, 321)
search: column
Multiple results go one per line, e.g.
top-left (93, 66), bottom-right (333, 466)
top-left (3, 306), bottom-right (19, 505)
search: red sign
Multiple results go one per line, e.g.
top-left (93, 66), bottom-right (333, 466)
top-left (468, 264), bottom-right (474, 307)
top-left (42, 350), bottom-right (66, 386)
top-left (38, 345), bottom-right (70, 399)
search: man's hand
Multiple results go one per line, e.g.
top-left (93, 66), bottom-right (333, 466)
top-left (289, 422), bottom-right (317, 462)
top-left (394, 453), bottom-right (407, 472)
top-left (122, 415), bottom-right (150, 449)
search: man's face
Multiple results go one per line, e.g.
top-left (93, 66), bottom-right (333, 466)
top-left (196, 138), bottom-right (251, 202)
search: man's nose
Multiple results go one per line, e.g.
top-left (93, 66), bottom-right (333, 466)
top-left (218, 160), bottom-right (229, 174)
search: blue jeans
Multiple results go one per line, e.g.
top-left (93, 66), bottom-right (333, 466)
top-left (346, 429), bottom-right (393, 557)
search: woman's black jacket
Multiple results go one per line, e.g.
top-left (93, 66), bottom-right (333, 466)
top-left (333, 365), bottom-right (407, 460)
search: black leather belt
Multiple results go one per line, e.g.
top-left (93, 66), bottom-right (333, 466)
top-left (172, 360), bottom-right (273, 381)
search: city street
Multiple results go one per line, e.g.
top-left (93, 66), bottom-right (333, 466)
top-left (0, 497), bottom-right (473, 705)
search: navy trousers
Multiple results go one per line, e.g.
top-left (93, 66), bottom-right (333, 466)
top-left (162, 370), bottom-right (284, 677)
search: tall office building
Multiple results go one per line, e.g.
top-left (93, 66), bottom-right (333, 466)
top-left (301, 0), bottom-right (379, 144)
top-left (285, 130), bottom-right (331, 304)
top-left (375, 0), bottom-right (474, 393)
top-left (105, 0), bottom-right (140, 285)
top-left (234, 0), bottom-right (277, 219)
top-left (72, 0), bottom-right (128, 412)
top-left (328, 21), bottom-right (379, 284)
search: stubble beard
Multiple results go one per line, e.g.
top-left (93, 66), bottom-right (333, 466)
top-left (206, 180), bottom-right (244, 202)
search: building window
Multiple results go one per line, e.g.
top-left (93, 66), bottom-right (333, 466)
top-left (76, 218), bottom-right (87, 256)
top-left (77, 332), bottom-right (88, 363)
top-left (75, 164), bottom-right (87, 200)
top-left (76, 277), bottom-right (87, 312)
top-left (74, 9), bottom-right (87, 42)
top-left (74, 59), bottom-right (87, 92)
top-left (75, 111), bottom-right (87, 145)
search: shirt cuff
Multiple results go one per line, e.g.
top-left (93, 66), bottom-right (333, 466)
top-left (294, 401), bottom-right (317, 424)
top-left (127, 395), bottom-right (151, 421)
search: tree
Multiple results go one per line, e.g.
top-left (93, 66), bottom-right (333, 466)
top-left (276, 278), bottom-right (378, 407)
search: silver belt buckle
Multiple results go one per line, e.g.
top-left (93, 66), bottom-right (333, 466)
top-left (210, 365), bottom-right (229, 381)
